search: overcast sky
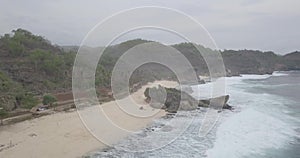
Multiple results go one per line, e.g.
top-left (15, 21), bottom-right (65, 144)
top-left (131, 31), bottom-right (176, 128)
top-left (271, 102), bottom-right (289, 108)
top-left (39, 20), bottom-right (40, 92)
top-left (0, 0), bottom-right (299, 54)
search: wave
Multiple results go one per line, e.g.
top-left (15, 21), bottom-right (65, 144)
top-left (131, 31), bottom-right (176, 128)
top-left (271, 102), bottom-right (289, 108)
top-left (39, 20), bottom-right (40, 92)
top-left (206, 74), bottom-right (299, 158)
top-left (206, 108), bottom-right (296, 158)
top-left (272, 71), bottom-right (290, 76)
top-left (85, 73), bottom-right (299, 157)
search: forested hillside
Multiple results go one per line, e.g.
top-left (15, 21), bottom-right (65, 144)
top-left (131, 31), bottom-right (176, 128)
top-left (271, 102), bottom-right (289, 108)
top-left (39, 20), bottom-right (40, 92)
top-left (0, 29), bottom-right (299, 114)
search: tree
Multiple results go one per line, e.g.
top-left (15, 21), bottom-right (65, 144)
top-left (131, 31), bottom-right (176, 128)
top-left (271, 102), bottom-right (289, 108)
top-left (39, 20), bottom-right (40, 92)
top-left (42, 55), bottom-right (63, 75)
top-left (29, 49), bottom-right (50, 70)
top-left (6, 39), bottom-right (25, 57)
top-left (42, 94), bottom-right (57, 106)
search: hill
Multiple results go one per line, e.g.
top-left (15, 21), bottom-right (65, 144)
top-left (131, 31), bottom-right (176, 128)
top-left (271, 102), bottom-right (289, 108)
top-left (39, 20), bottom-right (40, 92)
top-left (283, 51), bottom-right (300, 70)
top-left (0, 29), bottom-right (299, 113)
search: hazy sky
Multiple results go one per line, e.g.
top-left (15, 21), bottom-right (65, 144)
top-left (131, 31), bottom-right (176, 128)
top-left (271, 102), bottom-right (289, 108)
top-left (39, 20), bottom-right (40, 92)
top-left (0, 0), bottom-right (299, 54)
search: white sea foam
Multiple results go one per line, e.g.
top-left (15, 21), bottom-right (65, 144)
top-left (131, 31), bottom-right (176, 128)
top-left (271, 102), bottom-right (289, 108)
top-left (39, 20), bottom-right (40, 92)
top-left (240, 74), bottom-right (272, 79)
top-left (206, 74), bottom-right (297, 158)
top-left (190, 74), bottom-right (272, 100)
top-left (86, 73), bottom-right (299, 158)
top-left (272, 71), bottom-right (289, 76)
top-left (206, 108), bottom-right (295, 158)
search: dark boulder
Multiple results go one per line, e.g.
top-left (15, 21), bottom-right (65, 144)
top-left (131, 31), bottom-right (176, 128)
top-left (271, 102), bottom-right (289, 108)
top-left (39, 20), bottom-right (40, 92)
top-left (144, 85), bottom-right (232, 112)
top-left (144, 85), bottom-right (198, 112)
top-left (199, 95), bottom-right (231, 109)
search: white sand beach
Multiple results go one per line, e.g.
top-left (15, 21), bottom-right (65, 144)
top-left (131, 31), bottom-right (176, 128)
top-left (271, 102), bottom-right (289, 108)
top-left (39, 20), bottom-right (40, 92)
top-left (0, 80), bottom-right (178, 158)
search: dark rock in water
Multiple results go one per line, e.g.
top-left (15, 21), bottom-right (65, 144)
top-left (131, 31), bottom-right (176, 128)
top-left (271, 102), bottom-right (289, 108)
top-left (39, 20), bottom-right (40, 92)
top-left (144, 85), bottom-right (232, 112)
top-left (198, 79), bottom-right (206, 84)
top-left (223, 103), bottom-right (233, 110)
top-left (101, 146), bottom-right (115, 153)
top-left (199, 95), bottom-right (232, 110)
top-left (162, 113), bottom-right (175, 119)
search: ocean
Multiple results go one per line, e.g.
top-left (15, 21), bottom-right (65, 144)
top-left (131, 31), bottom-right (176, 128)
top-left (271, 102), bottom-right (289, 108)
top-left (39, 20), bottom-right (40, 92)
top-left (85, 71), bottom-right (300, 158)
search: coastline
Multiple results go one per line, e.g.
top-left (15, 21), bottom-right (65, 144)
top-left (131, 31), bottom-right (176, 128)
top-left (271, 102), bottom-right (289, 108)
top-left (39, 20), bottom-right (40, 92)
top-left (82, 71), bottom-right (300, 157)
top-left (206, 71), bottom-right (300, 158)
top-left (1, 71), bottom-right (297, 158)
top-left (0, 80), bottom-right (178, 158)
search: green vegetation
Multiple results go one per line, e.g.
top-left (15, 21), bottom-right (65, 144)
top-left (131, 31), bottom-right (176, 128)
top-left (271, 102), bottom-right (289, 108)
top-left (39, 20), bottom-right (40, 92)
top-left (0, 71), bottom-right (13, 91)
top-left (42, 94), bottom-right (57, 106)
top-left (19, 93), bottom-right (39, 109)
top-left (0, 29), bottom-right (74, 94)
top-left (0, 71), bottom-right (21, 111)
top-left (95, 65), bottom-right (111, 88)
top-left (0, 108), bottom-right (8, 117)
top-left (0, 108), bottom-right (8, 125)
top-left (29, 49), bottom-right (64, 77)
top-left (0, 70), bottom-right (39, 110)
top-left (0, 28), bottom-right (299, 115)
top-left (283, 51), bottom-right (300, 70)
top-left (1, 29), bottom-right (52, 57)
top-left (0, 29), bottom-right (69, 112)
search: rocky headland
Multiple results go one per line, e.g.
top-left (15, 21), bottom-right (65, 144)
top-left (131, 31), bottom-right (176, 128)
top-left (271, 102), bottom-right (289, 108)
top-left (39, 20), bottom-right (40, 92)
top-left (144, 85), bottom-right (232, 113)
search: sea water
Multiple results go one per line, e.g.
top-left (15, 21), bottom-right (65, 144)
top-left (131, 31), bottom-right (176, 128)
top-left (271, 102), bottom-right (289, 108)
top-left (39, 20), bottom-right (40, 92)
top-left (206, 71), bottom-right (300, 158)
top-left (85, 71), bottom-right (300, 158)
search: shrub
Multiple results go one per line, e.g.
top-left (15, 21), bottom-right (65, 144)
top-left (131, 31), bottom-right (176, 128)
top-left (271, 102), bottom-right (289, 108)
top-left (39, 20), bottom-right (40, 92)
top-left (42, 94), bottom-right (57, 106)
top-left (20, 93), bottom-right (39, 109)
top-left (0, 108), bottom-right (8, 118)
top-left (0, 72), bottom-right (12, 91)
top-left (0, 108), bottom-right (8, 125)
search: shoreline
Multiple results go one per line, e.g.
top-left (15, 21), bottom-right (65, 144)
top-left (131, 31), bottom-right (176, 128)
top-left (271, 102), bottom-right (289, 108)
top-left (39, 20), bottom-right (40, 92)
top-left (83, 72), bottom-right (299, 157)
top-left (0, 80), bottom-right (178, 158)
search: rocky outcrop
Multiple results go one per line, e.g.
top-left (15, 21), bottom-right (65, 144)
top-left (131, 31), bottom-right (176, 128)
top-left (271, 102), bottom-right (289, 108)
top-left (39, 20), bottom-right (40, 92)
top-left (144, 85), bottom-right (232, 113)
top-left (199, 95), bottom-right (232, 110)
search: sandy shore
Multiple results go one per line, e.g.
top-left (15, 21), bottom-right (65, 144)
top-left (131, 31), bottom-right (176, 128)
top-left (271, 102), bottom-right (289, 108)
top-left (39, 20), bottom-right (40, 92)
top-left (0, 80), bottom-right (178, 158)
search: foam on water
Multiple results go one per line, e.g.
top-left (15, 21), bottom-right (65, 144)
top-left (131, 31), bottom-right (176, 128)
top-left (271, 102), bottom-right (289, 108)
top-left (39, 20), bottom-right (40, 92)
top-left (85, 73), bottom-right (300, 158)
top-left (206, 107), bottom-right (296, 158)
top-left (272, 71), bottom-right (289, 76)
top-left (86, 109), bottom-right (218, 157)
top-left (207, 73), bottom-right (299, 158)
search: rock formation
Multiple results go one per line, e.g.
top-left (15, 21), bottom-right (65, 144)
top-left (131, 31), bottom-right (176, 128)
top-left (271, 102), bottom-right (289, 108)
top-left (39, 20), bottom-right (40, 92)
top-left (144, 85), bottom-right (232, 113)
